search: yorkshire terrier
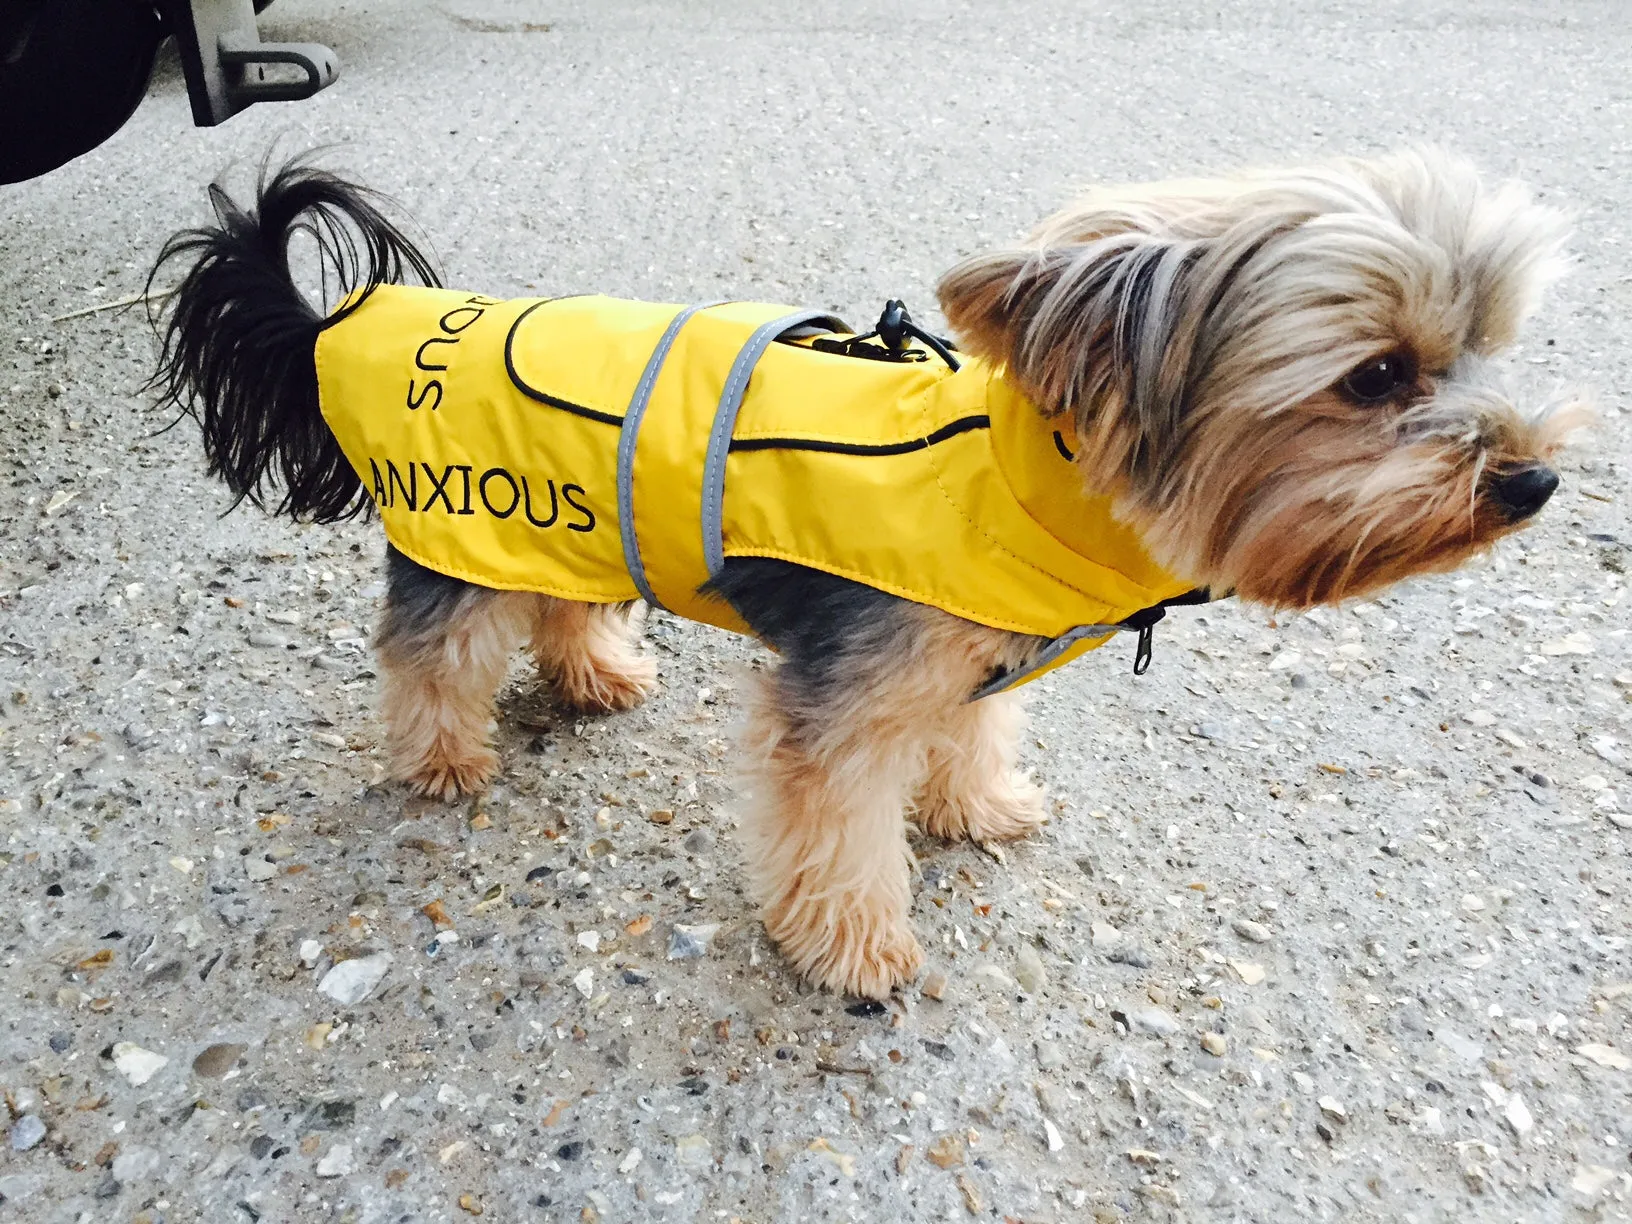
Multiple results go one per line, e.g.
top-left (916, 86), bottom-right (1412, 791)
top-left (150, 149), bottom-right (1581, 998)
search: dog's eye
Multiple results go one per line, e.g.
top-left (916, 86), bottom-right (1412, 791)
top-left (1340, 353), bottom-right (1412, 404)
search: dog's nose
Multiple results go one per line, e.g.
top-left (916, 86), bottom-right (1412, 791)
top-left (1491, 465), bottom-right (1559, 521)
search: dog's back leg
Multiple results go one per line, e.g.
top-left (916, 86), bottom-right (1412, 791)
top-left (375, 546), bottom-right (533, 799)
top-left (528, 600), bottom-right (656, 713)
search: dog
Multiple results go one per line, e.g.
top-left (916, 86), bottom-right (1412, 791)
top-left (149, 150), bottom-right (1582, 998)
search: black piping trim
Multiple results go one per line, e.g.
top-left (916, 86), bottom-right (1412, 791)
top-left (505, 297), bottom-right (625, 427)
top-left (728, 414), bottom-right (990, 457)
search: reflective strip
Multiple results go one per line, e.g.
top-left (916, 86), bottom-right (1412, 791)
top-left (700, 309), bottom-right (847, 576)
top-left (615, 301), bottom-right (727, 609)
top-left (966, 623), bottom-right (1123, 702)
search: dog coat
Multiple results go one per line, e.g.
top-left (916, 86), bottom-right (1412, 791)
top-left (315, 287), bottom-right (1197, 694)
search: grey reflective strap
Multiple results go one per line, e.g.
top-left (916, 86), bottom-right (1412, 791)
top-left (966, 623), bottom-right (1124, 702)
top-left (616, 301), bottom-right (729, 609)
top-left (700, 309), bottom-right (848, 576)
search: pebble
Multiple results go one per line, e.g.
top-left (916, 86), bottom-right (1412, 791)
top-left (244, 857), bottom-right (277, 882)
top-left (48, 1032), bottom-right (72, 1054)
top-left (111, 1042), bottom-right (168, 1086)
top-left (674, 1134), bottom-right (711, 1169)
top-left (1129, 1006), bottom-right (1180, 1037)
top-left (1318, 1096), bottom-right (1347, 1123)
top-left (667, 923), bottom-right (720, 960)
top-left (246, 630), bottom-right (291, 649)
top-left (681, 828), bottom-right (714, 855)
top-left (192, 1042), bottom-right (246, 1078)
top-left (1463, 710), bottom-right (1497, 727)
top-left (921, 971), bottom-right (948, 1001)
top-left (111, 1147), bottom-right (162, 1181)
top-left (576, 931), bottom-right (601, 953)
top-left (1572, 1165), bottom-right (1619, 1197)
top-left (1437, 1028), bottom-right (1484, 1061)
top-left (1504, 1095), bottom-right (1534, 1138)
top-left (317, 952), bottom-right (392, 1005)
top-left (315, 1144), bottom-right (355, 1177)
top-left (618, 1147), bottom-right (642, 1174)
top-left (1043, 1119), bottom-right (1064, 1152)
top-left (1200, 1032), bottom-right (1227, 1056)
top-left (1231, 919), bottom-right (1272, 943)
top-left (1090, 922), bottom-right (1122, 949)
top-left (572, 968), bottom-right (594, 998)
top-left (299, 939), bottom-right (323, 968)
top-left (1014, 945), bottom-right (1047, 993)
top-left (925, 1134), bottom-right (964, 1169)
top-left (1575, 1043), bottom-right (1631, 1070)
top-left (9, 1116), bottom-right (45, 1152)
top-left (1229, 960), bottom-right (1266, 985)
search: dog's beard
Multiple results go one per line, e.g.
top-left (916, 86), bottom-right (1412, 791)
top-left (937, 147), bottom-right (1588, 609)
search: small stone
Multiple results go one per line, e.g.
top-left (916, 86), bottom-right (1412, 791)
top-left (46, 381), bottom-right (63, 398)
top-left (9, 1116), bottom-right (46, 1151)
top-left (1576, 1043), bottom-right (1631, 1070)
top-left (1539, 632), bottom-right (1592, 656)
top-left (1199, 1032), bottom-right (1226, 1057)
top-left (1035, 1040), bottom-right (1065, 1069)
top-left (576, 931), bottom-right (601, 953)
top-left (318, 952), bottom-right (391, 1005)
top-left (1231, 919), bottom-right (1272, 943)
top-left (1493, 728), bottom-right (1527, 749)
top-left (920, 971), bottom-right (948, 1001)
top-left (667, 922), bottom-right (720, 960)
top-left (48, 1032), bottom-right (72, 1054)
top-left (1462, 710), bottom-right (1497, 727)
top-left (647, 809), bottom-right (674, 825)
top-left (192, 1043), bottom-right (246, 1078)
top-left (1126, 1148), bottom-right (1163, 1166)
top-left (458, 1192), bottom-right (484, 1215)
top-left (618, 1147), bottom-right (641, 1174)
top-left (956, 1173), bottom-right (982, 1215)
top-left (1572, 1165), bottom-right (1618, 1196)
top-left (681, 828), bottom-right (714, 855)
top-left (572, 968), bottom-right (594, 998)
top-left (421, 900), bottom-right (454, 930)
top-left (1318, 1096), bottom-right (1347, 1123)
top-left (315, 1144), bottom-right (354, 1177)
top-left (1014, 945), bottom-right (1047, 993)
top-left (246, 630), bottom-right (291, 649)
top-left (1090, 921), bottom-right (1122, 949)
top-left (674, 1133), bottom-right (711, 1169)
top-left (1267, 651), bottom-right (1302, 671)
top-left (1229, 960), bottom-right (1266, 985)
top-left (244, 857), bottom-right (278, 882)
top-left (807, 1137), bottom-right (856, 1177)
top-left (111, 1042), bottom-right (168, 1086)
top-left (1128, 1006), bottom-right (1179, 1036)
top-left (925, 1134), bottom-right (964, 1169)
top-left (1043, 1119), bottom-right (1064, 1152)
top-left (1437, 1028), bottom-right (1484, 1061)
top-left (1504, 1094), bottom-right (1533, 1138)
top-left (623, 915), bottom-right (652, 937)
top-left (1460, 893), bottom-right (1486, 912)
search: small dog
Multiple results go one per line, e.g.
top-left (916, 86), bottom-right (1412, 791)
top-left (150, 150), bottom-right (1582, 998)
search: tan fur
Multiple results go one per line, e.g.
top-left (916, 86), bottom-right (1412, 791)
top-left (365, 148), bottom-right (1582, 1000)
top-left (530, 599), bottom-right (657, 712)
top-left (738, 609), bottom-right (1033, 998)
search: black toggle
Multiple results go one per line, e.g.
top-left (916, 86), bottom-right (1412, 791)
top-left (810, 299), bottom-right (962, 371)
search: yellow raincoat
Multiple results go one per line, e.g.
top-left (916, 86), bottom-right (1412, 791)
top-left (314, 288), bottom-right (1196, 694)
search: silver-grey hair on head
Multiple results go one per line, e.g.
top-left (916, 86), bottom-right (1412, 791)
top-left (938, 148), bottom-right (1583, 609)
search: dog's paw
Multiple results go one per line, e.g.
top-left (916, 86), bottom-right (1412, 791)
top-left (555, 654), bottom-right (657, 714)
top-left (774, 915), bottom-right (924, 1000)
top-left (402, 746), bottom-right (498, 801)
top-left (918, 771), bottom-right (1047, 843)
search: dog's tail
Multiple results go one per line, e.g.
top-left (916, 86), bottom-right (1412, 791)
top-left (148, 158), bottom-right (441, 521)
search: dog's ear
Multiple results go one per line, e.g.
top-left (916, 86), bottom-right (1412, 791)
top-left (938, 232), bottom-right (1212, 489)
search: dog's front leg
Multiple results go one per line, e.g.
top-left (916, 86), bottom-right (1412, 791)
top-left (737, 602), bottom-right (1035, 997)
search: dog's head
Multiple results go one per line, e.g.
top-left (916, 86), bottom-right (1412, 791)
top-left (938, 148), bottom-right (1588, 608)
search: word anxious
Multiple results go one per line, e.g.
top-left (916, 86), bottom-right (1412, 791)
top-left (367, 459), bottom-right (595, 533)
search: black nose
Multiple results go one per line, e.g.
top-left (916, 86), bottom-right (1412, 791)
top-left (1491, 465), bottom-right (1559, 521)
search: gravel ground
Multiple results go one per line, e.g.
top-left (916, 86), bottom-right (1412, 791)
top-left (2, 2), bottom-right (1630, 1221)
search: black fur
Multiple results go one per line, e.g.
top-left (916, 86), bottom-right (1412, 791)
top-left (148, 157), bottom-right (441, 522)
top-left (704, 558), bottom-right (912, 703)
top-left (377, 543), bottom-right (492, 655)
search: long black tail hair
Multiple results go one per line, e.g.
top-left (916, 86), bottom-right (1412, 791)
top-left (148, 157), bottom-right (441, 521)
